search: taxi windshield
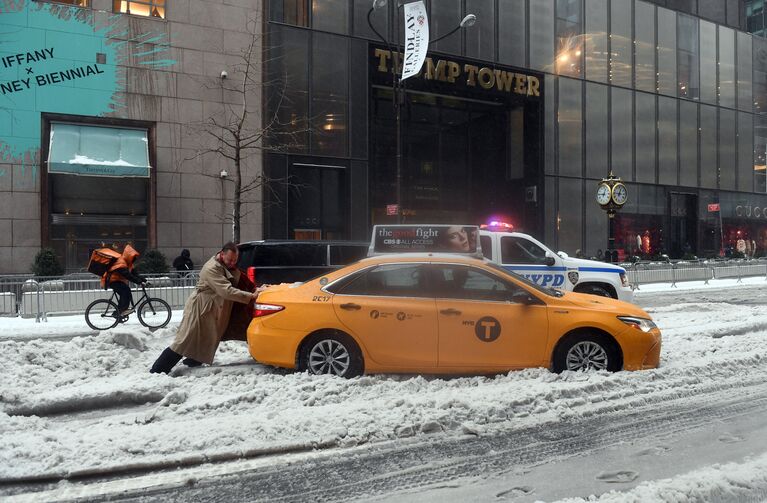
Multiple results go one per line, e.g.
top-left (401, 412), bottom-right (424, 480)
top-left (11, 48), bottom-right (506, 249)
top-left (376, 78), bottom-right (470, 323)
top-left (484, 261), bottom-right (564, 297)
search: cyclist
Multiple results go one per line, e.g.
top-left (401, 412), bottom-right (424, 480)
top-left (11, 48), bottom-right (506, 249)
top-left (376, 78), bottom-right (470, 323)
top-left (101, 244), bottom-right (148, 317)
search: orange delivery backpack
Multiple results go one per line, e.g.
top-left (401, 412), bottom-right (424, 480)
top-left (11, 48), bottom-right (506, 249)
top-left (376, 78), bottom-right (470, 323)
top-left (87, 248), bottom-right (122, 277)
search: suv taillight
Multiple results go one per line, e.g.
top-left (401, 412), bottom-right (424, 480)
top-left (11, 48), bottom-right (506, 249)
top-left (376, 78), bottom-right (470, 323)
top-left (253, 303), bottom-right (284, 317)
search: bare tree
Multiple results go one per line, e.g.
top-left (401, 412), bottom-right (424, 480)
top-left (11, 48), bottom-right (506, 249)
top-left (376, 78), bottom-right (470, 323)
top-left (187, 16), bottom-right (309, 243)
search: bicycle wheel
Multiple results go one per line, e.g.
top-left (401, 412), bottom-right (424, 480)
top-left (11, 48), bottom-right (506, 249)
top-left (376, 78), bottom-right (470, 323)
top-left (85, 299), bottom-right (120, 330)
top-left (138, 297), bottom-right (172, 329)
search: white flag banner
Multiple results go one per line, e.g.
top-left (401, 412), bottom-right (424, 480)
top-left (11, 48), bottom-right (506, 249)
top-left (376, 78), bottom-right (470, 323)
top-left (401, 1), bottom-right (429, 80)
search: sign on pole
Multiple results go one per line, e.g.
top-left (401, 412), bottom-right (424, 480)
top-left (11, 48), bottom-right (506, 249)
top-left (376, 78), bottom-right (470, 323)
top-left (402, 0), bottom-right (429, 80)
top-left (708, 203), bottom-right (720, 212)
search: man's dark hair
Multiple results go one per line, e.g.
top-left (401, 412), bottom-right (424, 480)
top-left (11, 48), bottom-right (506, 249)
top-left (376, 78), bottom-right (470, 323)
top-left (221, 242), bottom-right (239, 253)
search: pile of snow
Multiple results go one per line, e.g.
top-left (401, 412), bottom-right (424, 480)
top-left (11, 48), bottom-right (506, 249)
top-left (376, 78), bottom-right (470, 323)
top-left (2, 288), bottom-right (767, 484)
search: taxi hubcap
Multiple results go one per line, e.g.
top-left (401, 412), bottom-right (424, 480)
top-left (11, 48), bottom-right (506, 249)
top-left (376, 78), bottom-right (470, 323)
top-left (566, 341), bottom-right (608, 371)
top-left (308, 340), bottom-right (350, 376)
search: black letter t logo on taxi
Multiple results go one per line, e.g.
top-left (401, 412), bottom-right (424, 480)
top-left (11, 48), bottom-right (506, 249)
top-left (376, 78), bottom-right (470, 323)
top-left (474, 316), bottom-right (501, 342)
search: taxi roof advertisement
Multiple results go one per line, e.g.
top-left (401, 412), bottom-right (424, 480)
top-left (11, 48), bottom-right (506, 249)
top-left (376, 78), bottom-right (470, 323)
top-left (370, 225), bottom-right (480, 255)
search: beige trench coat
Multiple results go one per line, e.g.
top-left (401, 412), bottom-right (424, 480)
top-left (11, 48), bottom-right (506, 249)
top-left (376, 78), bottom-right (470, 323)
top-left (170, 255), bottom-right (253, 364)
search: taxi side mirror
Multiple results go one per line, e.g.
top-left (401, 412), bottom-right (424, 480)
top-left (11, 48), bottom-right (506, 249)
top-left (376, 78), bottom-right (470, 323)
top-left (511, 290), bottom-right (536, 305)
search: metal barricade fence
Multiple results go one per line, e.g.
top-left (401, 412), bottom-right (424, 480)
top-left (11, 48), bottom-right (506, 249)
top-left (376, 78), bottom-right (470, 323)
top-left (626, 259), bottom-right (767, 290)
top-left (4, 271), bottom-right (201, 321)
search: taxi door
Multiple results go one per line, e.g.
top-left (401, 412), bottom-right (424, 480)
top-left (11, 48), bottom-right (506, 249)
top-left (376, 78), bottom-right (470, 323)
top-left (331, 263), bottom-right (438, 367)
top-left (432, 264), bottom-right (549, 368)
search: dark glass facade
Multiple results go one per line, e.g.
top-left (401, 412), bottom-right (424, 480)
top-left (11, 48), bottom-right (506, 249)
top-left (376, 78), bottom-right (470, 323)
top-left (263, 0), bottom-right (767, 260)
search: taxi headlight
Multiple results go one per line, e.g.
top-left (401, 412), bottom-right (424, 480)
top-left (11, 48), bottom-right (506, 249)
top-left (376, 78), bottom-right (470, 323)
top-left (618, 316), bottom-right (657, 333)
top-left (620, 273), bottom-right (630, 287)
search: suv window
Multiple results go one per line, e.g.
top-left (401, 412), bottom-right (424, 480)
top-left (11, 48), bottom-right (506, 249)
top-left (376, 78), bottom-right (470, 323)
top-left (329, 245), bottom-right (368, 266)
top-left (254, 244), bottom-right (327, 267)
top-left (432, 265), bottom-right (514, 302)
top-left (501, 237), bottom-right (547, 264)
top-left (480, 235), bottom-right (492, 260)
top-left (333, 264), bottom-right (430, 298)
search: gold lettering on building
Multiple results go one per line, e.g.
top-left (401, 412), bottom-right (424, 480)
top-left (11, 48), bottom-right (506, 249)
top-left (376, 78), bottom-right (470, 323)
top-left (374, 49), bottom-right (541, 98)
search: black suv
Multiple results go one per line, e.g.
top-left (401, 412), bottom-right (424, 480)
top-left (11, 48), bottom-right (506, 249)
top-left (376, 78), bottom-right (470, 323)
top-left (237, 240), bottom-right (370, 285)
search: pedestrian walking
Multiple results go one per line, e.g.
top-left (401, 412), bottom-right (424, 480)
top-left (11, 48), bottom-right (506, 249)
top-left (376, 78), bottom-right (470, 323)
top-left (150, 242), bottom-right (259, 374)
top-left (172, 249), bottom-right (194, 272)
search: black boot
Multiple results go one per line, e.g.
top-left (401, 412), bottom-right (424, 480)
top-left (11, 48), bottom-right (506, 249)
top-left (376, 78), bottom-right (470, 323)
top-left (182, 357), bottom-right (202, 367)
top-left (150, 347), bottom-right (182, 374)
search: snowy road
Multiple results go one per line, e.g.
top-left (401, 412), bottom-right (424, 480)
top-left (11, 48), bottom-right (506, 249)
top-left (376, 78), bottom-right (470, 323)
top-left (2, 279), bottom-right (767, 502)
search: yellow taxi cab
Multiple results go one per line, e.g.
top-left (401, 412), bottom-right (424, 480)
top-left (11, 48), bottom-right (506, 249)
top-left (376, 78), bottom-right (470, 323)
top-left (246, 253), bottom-right (661, 378)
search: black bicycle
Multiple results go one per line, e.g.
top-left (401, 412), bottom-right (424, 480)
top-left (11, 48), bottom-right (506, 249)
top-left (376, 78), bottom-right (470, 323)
top-left (85, 284), bottom-right (172, 331)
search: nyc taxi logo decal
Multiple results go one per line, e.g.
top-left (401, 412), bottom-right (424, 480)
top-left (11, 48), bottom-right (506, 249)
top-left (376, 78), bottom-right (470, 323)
top-left (474, 316), bottom-right (501, 342)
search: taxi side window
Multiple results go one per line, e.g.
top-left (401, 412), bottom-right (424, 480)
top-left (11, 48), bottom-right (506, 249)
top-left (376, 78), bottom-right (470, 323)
top-left (334, 264), bottom-right (431, 298)
top-left (501, 237), bottom-right (547, 264)
top-left (433, 265), bottom-right (514, 302)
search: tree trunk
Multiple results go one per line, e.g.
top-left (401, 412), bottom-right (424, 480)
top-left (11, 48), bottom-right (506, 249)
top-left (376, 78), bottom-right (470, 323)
top-left (233, 153), bottom-right (242, 244)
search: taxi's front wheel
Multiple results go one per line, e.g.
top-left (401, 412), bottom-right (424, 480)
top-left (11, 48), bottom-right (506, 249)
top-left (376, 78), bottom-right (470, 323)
top-left (552, 333), bottom-right (622, 373)
top-left (299, 331), bottom-right (364, 378)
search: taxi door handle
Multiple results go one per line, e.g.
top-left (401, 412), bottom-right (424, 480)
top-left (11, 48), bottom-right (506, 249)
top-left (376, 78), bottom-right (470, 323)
top-left (340, 303), bottom-right (362, 311)
top-left (440, 308), bottom-right (462, 316)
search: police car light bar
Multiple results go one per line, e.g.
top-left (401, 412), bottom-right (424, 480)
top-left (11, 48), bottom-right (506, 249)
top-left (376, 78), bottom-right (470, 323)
top-left (369, 225), bottom-right (484, 258)
top-left (480, 220), bottom-right (514, 231)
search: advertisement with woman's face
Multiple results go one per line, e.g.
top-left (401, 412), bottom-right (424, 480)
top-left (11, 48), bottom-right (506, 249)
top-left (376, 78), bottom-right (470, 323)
top-left (371, 225), bottom-right (479, 254)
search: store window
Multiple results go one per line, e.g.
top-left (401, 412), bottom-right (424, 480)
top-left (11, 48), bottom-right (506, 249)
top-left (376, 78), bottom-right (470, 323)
top-left (678, 14), bottom-right (700, 100)
top-left (555, 0), bottom-right (583, 77)
top-left (45, 122), bottom-right (151, 272)
top-left (113, 0), bottom-right (164, 18)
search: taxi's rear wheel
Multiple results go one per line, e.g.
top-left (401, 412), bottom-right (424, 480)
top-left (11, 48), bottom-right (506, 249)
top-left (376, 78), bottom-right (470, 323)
top-left (553, 333), bottom-right (621, 373)
top-left (299, 331), bottom-right (363, 378)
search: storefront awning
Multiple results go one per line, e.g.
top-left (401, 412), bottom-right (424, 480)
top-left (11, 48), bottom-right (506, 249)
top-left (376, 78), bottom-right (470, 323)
top-left (47, 124), bottom-right (151, 178)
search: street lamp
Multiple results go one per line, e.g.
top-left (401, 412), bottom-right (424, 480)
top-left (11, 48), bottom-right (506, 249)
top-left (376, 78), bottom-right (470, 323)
top-left (367, 0), bottom-right (476, 223)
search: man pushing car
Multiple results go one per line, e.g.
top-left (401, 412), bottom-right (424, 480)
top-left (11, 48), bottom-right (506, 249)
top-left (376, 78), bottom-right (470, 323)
top-left (150, 242), bottom-right (262, 374)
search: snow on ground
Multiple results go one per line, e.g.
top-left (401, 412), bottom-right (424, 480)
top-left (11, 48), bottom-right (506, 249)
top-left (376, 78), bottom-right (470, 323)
top-left (0, 277), bottom-right (766, 501)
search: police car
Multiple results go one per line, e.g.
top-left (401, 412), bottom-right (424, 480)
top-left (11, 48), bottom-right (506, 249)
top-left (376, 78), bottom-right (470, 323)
top-left (477, 222), bottom-right (633, 302)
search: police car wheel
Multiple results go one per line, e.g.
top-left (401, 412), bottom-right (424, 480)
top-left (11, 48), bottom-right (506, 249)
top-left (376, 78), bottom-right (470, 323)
top-left (553, 334), bottom-right (621, 373)
top-left (578, 284), bottom-right (614, 299)
top-left (300, 332), bottom-right (363, 378)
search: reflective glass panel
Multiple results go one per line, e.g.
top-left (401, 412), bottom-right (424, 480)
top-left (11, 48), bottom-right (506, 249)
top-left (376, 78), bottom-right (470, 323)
top-left (558, 77), bottom-right (583, 177)
top-left (699, 20), bottom-right (717, 104)
top-left (754, 36), bottom-right (767, 114)
top-left (556, 0), bottom-right (583, 77)
top-left (658, 96), bottom-right (678, 186)
top-left (635, 92), bottom-right (656, 184)
top-left (739, 112), bottom-right (754, 192)
top-left (610, 0), bottom-right (633, 88)
top-left (530, 0), bottom-right (555, 72)
top-left (499, 0), bottom-right (526, 67)
top-left (699, 105), bottom-right (717, 188)
top-left (466, 0), bottom-right (494, 61)
top-left (678, 14), bottom-right (700, 100)
top-left (431, 0), bottom-right (462, 55)
top-left (657, 7), bottom-right (677, 96)
top-left (720, 109), bottom-right (737, 190)
top-left (719, 27), bottom-right (736, 109)
top-left (585, 82), bottom-right (608, 179)
top-left (584, 0), bottom-right (608, 83)
top-left (679, 100), bottom-right (698, 187)
top-left (558, 178), bottom-right (583, 255)
top-left (312, 0), bottom-right (348, 34)
top-left (635, 0), bottom-right (656, 93)
top-left (756, 116), bottom-right (767, 192)
top-left (611, 87), bottom-right (633, 178)
top-left (737, 32), bottom-right (753, 112)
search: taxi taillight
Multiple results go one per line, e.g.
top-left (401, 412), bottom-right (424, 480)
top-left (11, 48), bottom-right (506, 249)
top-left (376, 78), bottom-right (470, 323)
top-left (253, 303), bottom-right (284, 318)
